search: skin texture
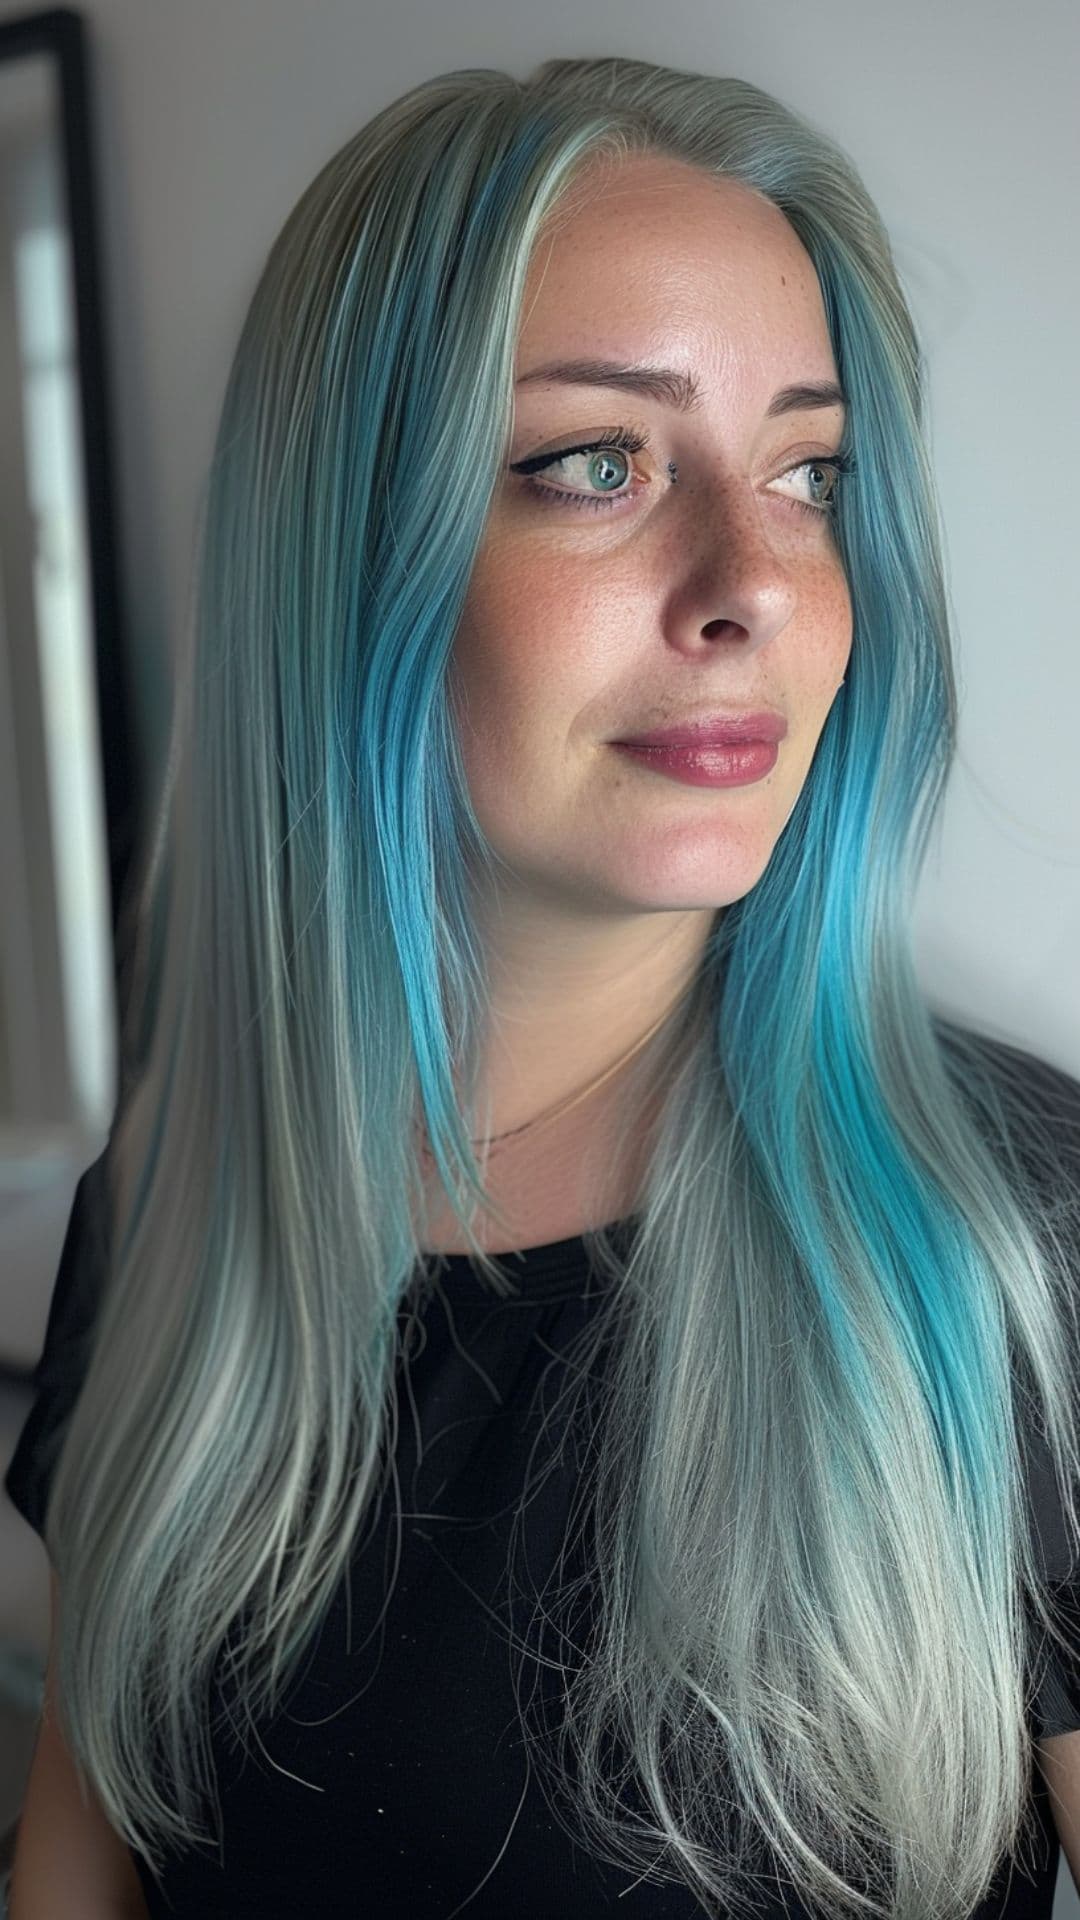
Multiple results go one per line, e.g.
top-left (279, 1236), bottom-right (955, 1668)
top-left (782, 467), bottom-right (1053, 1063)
top-left (419, 151), bottom-right (853, 1251)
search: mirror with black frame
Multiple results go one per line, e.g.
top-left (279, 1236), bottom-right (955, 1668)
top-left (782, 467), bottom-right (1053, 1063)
top-left (0, 8), bottom-right (136, 1871)
top-left (0, 5), bottom-right (135, 1196)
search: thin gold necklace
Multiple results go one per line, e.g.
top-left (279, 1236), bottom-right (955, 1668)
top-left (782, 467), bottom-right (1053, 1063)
top-left (413, 980), bottom-right (690, 1160)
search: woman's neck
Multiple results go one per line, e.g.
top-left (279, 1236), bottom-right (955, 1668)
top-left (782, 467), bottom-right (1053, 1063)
top-left (414, 1069), bottom-right (656, 1254)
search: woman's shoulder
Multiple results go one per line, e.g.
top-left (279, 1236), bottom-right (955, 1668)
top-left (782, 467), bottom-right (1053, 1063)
top-left (931, 1013), bottom-right (1080, 1193)
top-left (932, 1010), bottom-right (1080, 1097)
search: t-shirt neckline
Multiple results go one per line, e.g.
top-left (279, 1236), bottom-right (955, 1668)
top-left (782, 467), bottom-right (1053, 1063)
top-left (419, 1213), bottom-right (639, 1300)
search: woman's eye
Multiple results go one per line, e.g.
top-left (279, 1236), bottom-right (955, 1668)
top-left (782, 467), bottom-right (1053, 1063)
top-left (771, 457), bottom-right (854, 519)
top-left (509, 428), bottom-right (855, 519)
top-left (509, 427), bottom-right (648, 514)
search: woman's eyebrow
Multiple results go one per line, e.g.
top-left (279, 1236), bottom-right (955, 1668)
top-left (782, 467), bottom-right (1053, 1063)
top-left (514, 358), bottom-right (847, 421)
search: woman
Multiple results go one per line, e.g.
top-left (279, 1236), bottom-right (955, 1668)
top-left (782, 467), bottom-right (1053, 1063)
top-left (7, 53), bottom-right (1080, 1920)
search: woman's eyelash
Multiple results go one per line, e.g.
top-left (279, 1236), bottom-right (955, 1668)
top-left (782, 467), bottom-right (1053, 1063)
top-left (508, 426), bottom-right (857, 517)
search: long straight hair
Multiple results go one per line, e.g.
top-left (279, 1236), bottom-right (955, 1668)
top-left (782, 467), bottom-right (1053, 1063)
top-left (41, 55), bottom-right (1080, 1919)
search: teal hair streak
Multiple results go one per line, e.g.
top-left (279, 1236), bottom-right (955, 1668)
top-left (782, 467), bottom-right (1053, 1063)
top-left (37, 55), bottom-right (1080, 1920)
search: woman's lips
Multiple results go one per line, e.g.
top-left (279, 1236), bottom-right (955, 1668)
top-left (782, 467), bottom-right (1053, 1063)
top-left (611, 739), bottom-right (780, 787)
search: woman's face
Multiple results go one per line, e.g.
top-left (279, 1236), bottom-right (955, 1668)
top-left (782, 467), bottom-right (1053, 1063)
top-left (450, 152), bottom-right (853, 921)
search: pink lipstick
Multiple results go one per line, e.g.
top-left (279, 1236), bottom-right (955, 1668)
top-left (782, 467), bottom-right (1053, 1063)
top-left (611, 710), bottom-right (786, 788)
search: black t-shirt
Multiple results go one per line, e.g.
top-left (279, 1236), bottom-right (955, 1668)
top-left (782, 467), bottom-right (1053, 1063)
top-left (6, 1033), bottom-right (1080, 1918)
